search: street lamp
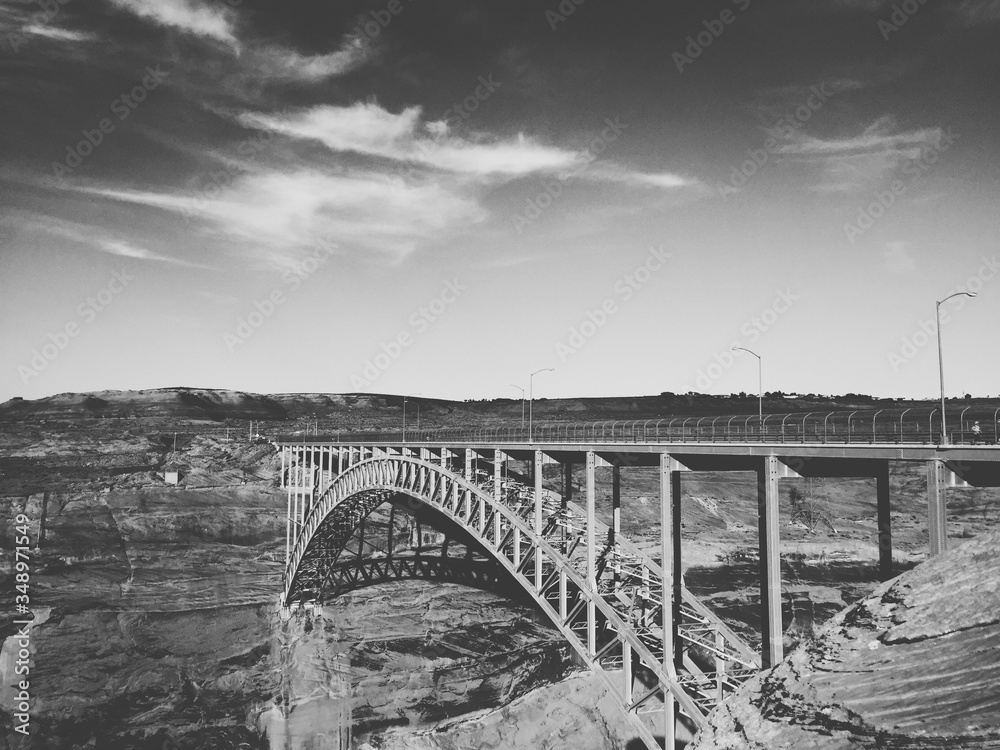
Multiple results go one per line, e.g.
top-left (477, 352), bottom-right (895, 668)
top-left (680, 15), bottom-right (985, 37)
top-left (508, 384), bottom-right (525, 430)
top-left (529, 368), bottom-right (554, 442)
top-left (732, 347), bottom-right (762, 436)
top-left (936, 291), bottom-right (977, 445)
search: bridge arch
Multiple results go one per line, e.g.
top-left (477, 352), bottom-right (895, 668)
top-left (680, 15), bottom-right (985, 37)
top-left (284, 454), bottom-right (757, 749)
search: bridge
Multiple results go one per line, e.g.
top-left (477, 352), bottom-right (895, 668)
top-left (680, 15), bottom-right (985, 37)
top-left (275, 407), bottom-right (1000, 749)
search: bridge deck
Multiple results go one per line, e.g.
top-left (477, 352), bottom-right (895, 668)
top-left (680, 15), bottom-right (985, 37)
top-left (276, 438), bottom-right (1000, 462)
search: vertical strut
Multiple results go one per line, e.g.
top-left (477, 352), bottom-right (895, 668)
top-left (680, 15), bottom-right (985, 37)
top-left (660, 451), bottom-right (675, 750)
top-left (562, 462), bottom-right (572, 554)
top-left (284, 446), bottom-right (292, 566)
top-left (612, 463), bottom-right (621, 588)
top-left (927, 459), bottom-right (947, 556)
top-left (586, 450), bottom-right (596, 655)
top-left (758, 455), bottom-right (783, 669)
top-left (535, 449), bottom-right (544, 591)
top-left (490, 448), bottom-right (500, 533)
top-left (672, 467), bottom-right (683, 670)
top-left (877, 460), bottom-right (893, 581)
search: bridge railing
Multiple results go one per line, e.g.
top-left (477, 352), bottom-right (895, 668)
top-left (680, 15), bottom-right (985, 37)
top-left (274, 405), bottom-right (1000, 446)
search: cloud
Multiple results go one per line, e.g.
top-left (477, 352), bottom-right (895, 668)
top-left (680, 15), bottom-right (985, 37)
top-left (883, 241), bottom-right (916, 274)
top-left (96, 239), bottom-right (209, 268)
top-left (105, 0), bottom-right (237, 45)
top-left (585, 162), bottom-right (696, 189)
top-left (21, 24), bottom-right (97, 43)
top-left (41, 94), bottom-right (702, 269)
top-left (779, 116), bottom-right (940, 158)
top-left (72, 167), bottom-right (486, 268)
top-left (250, 35), bottom-right (375, 83)
top-left (237, 102), bottom-right (582, 178)
top-left (19, 215), bottom-right (209, 269)
top-left (236, 102), bottom-right (701, 190)
top-left (776, 115), bottom-right (945, 190)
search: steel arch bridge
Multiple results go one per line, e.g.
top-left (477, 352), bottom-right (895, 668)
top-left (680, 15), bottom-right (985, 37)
top-left (281, 449), bottom-right (760, 749)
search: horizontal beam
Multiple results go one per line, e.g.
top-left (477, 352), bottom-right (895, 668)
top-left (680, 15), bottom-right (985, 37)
top-left (275, 440), bottom-right (1000, 465)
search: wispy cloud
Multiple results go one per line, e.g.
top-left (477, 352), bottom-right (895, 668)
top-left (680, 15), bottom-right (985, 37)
top-left (19, 215), bottom-right (210, 269)
top-left (69, 167), bottom-right (485, 268)
top-left (778, 116), bottom-right (939, 158)
top-left (34, 91), bottom-right (703, 269)
top-left (585, 162), bottom-right (696, 189)
top-left (237, 102), bottom-right (582, 178)
top-left (96, 238), bottom-right (209, 269)
top-left (236, 101), bottom-right (701, 191)
top-left (775, 115), bottom-right (944, 190)
top-left (21, 24), bottom-right (97, 43)
top-left (105, 0), bottom-right (238, 45)
top-left (250, 36), bottom-right (375, 83)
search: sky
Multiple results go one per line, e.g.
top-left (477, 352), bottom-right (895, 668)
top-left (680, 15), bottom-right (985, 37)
top-left (1, 0), bottom-right (998, 404)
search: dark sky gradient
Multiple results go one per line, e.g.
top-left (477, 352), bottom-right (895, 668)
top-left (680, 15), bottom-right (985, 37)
top-left (2, 0), bottom-right (998, 402)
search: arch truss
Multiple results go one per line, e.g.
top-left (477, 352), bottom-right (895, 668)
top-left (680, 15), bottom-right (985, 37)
top-left (280, 445), bottom-right (760, 749)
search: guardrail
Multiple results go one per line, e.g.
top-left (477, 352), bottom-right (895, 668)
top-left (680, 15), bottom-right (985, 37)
top-left (274, 406), bottom-right (1000, 446)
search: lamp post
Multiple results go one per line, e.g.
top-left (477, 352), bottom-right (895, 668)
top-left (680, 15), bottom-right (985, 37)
top-left (732, 346), bottom-right (762, 436)
top-left (936, 291), bottom-right (977, 445)
top-left (529, 368), bottom-right (554, 442)
top-left (508, 384), bottom-right (525, 431)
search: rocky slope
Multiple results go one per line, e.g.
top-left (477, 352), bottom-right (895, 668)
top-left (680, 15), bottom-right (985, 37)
top-left (359, 671), bottom-right (637, 750)
top-left (688, 529), bottom-right (1000, 749)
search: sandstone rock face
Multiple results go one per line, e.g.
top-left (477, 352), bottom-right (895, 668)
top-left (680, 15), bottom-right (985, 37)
top-left (689, 530), bottom-right (1000, 749)
top-left (362, 671), bottom-right (636, 750)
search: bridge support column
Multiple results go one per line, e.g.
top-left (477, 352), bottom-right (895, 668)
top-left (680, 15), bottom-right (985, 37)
top-left (284, 446), bottom-right (291, 565)
top-left (877, 461), bottom-right (893, 581)
top-left (535, 449), bottom-right (544, 591)
top-left (290, 451), bottom-right (301, 555)
top-left (758, 455), bottom-right (783, 669)
top-left (927, 459), bottom-right (948, 556)
top-left (671, 466), bottom-right (682, 670)
top-left (659, 452), bottom-right (675, 750)
top-left (612, 464), bottom-right (621, 591)
top-left (586, 450), bottom-right (597, 655)
top-left (492, 449), bottom-right (502, 538)
top-left (562, 462), bottom-right (572, 554)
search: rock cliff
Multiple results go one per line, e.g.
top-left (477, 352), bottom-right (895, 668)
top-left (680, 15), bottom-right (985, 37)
top-left (689, 530), bottom-right (1000, 749)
